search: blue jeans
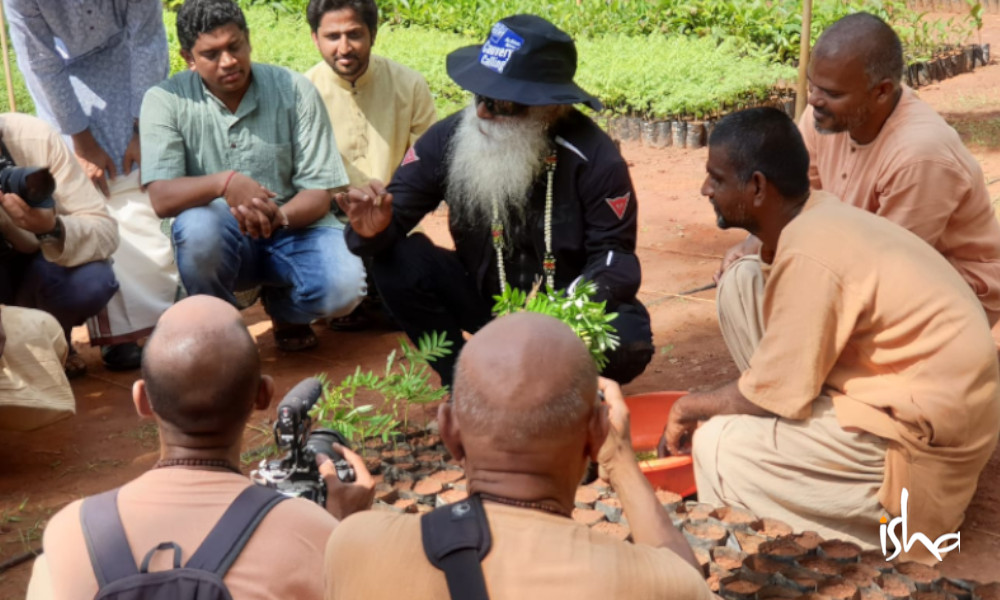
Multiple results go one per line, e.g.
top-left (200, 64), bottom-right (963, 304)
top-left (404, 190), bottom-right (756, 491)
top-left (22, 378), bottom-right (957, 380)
top-left (0, 252), bottom-right (118, 339)
top-left (171, 200), bottom-right (366, 324)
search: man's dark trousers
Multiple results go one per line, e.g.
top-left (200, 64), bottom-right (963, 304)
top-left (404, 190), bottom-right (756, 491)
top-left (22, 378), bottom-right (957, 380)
top-left (0, 250), bottom-right (118, 339)
top-left (371, 234), bottom-right (654, 387)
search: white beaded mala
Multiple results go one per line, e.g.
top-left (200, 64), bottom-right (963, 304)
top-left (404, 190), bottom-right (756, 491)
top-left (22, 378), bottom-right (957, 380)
top-left (490, 149), bottom-right (559, 292)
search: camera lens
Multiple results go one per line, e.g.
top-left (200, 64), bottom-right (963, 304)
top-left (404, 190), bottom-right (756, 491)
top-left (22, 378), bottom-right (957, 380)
top-left (306, 429), bottom-right (356, 483)
top-left (0, 166), bottom-right (55, 208)
top-left (304, 428), bottom-right (350, 459)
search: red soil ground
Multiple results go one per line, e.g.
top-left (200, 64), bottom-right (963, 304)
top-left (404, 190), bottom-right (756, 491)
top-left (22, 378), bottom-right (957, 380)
top-left (4, 15), bottom-right (1000, 596)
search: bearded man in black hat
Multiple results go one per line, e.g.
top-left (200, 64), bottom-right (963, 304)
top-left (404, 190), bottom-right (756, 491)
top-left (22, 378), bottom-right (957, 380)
top-left (336, 14), bottom-right (653, 386)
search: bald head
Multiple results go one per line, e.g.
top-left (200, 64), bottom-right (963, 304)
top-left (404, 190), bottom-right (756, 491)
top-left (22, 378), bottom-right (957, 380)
top-left (142, 295), bottom-right (261, 435)
top-left (452, 313), bottom-right (598, 450)
top-left (814, 12), bottom-right (903, 89)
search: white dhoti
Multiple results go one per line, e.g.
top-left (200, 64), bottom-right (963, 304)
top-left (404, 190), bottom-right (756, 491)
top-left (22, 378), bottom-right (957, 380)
top-left (86, 172), bottom-right (178, 345)
top-left (0, 306), bottom-right (74, 430)
top-left (695, 256), bottom-right (888, 548)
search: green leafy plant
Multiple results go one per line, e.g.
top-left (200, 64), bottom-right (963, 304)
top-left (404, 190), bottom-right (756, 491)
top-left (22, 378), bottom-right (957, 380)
top-left (492, 280), bottom-right (619, 370)
top-left (311, 333), bottom-right (452, 443)
top-left (967, 0), bottom-right (985, 46)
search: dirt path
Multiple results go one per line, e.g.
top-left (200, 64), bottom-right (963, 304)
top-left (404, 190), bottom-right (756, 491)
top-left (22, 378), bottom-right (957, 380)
top-left (4, 17), bottom-right (1000, 595)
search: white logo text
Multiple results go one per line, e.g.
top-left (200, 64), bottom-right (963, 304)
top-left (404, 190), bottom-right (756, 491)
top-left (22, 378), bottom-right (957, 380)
top-left (880, 487), bottom-right (960, 562)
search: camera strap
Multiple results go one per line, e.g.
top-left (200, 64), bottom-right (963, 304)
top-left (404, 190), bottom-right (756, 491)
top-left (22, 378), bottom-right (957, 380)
top-left (420, 494), bottom-right (492, 600)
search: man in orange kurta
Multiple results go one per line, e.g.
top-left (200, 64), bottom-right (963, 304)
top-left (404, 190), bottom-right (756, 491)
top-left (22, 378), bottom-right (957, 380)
top-left (801, 13), bottom-right (1000, 324)
top-left (26, 295), bottom-right (376, 600)
top-left (327, 313), bottom-right (712, 600)
top-left (665, 107), bottom-right (1000, 559)
top-left (718, 13), bottom-right (1000, 325)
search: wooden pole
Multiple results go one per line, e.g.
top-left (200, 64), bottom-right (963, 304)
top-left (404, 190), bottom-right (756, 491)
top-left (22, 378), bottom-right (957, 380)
top-left (0, 1), bottom-right (16, 112)
top-left (795, 0), bottom-right (813, 120)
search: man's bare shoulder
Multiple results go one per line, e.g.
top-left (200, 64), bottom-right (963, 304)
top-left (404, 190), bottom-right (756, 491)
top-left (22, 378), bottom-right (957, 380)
top-left (42, 498), bottom-right (84, 542)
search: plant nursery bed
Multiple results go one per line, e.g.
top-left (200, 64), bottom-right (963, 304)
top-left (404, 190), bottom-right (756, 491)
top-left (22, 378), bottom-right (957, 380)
top-left (380, 439), bottom-right (993, 600)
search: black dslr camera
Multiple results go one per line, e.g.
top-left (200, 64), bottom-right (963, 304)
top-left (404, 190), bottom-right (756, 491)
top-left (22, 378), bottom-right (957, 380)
top-left (0, 144), bottom-right (56, 209)
top-left (250, 377), bottom-right (356, 506)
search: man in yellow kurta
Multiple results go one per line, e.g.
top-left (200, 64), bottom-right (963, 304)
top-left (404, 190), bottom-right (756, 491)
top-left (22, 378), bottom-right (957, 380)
top-left (305, 0), bottom-right (435, 188)
top-left (305, 0), bottom-right (436, 330)
top-left (663, 107), bottom-right (1000, 560)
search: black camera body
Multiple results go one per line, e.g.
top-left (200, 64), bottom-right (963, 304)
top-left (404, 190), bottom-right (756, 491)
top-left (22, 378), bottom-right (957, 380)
top-left (0, 145), bottom-right (56, 209)
top-left (250, 378), bottom-right (356, 506)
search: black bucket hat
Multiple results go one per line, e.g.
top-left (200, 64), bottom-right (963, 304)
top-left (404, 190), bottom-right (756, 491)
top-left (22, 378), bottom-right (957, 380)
top-left (446, 14), bottom-right (603, 111)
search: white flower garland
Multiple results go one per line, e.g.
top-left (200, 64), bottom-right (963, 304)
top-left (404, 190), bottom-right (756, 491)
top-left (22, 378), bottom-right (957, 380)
top-left (491, 150), bottom-right (558, 291)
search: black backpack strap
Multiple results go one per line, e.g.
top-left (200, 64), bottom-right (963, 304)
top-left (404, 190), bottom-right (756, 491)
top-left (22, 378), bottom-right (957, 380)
top-left (421, 494), bottom-right (492, 600)
top-left (184, 485), bottom-right (288, 577)
top-left (81, 488), bottom-right (140, 587)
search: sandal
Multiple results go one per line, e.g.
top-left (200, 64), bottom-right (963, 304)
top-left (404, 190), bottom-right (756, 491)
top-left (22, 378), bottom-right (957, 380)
top-left (64, 348), bottom-right (88, 379)
top-left (327, 306), bottom-right (372, 332)
top-left (273, 323), bottom-right (318, 352)
top-left (329, 297), bottom-right (402, 332)
top-left (101, 342), bottom-right (142, 371)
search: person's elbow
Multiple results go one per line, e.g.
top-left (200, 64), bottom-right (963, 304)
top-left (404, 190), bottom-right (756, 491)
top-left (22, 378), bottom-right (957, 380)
top-left (146, 181), bottom-right (179, 218)
top-left (295, 190), bottom-right (335, 225)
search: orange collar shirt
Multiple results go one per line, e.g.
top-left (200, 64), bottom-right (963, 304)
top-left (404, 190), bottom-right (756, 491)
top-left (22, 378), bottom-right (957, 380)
top-left (325, 503), bottom-right (714, 600)
top-left (27, 469), bottom-right (337, 600)
top-left (739, 193), bottom-right (1000, 546)
top-left (800, 89), bottom-right (1000, 324)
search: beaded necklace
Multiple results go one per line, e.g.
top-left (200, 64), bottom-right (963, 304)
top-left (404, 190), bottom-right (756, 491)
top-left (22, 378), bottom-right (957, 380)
top-left (477, 492), bottom-right (571, 518)
top-left (154, 457), bottom-right (242, 475)
top-left (491, 150), bottom-right (558, 291)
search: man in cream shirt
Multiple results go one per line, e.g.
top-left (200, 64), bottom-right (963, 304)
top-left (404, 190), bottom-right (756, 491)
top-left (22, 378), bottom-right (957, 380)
top-left (305, 0), bottom-right (436, 330)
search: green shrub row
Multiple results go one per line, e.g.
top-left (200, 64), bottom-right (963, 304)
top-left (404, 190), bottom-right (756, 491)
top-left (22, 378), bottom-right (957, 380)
top-left (196, 0), bottom-right (979, 65)
top-left (4, 2), bottom-right (972, 121)
top-left (161, 7), bottom-right (794, 119)
top-left (374, 0), bottom-right (866, 62)
top-left (575, 36), bottom-right (795, 118)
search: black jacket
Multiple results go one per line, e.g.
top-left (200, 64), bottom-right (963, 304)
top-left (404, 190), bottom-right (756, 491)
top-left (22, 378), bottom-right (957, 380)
top-left (345, 109), bottom-right (642, 308)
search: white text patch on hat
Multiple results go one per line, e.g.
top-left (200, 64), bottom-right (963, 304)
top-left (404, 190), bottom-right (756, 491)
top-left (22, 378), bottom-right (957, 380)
top-left (479, 22), bottom-right (524, 74)
top-left (606, 192), bottom-right (630, 220)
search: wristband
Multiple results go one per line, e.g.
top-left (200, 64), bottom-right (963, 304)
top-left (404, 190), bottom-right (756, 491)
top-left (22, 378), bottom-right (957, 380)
top-left (221, 170), bottom-right (237, 197)
top-left (36, 216), bottom-right (64, 244)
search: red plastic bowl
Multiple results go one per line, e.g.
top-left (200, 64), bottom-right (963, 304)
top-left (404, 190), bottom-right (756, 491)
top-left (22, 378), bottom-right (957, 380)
top-left (624, 391), bottom-right (697, 498)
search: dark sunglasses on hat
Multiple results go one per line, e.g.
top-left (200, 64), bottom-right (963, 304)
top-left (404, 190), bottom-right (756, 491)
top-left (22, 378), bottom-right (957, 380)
top-left (475, 94), bottom-right (527, 117)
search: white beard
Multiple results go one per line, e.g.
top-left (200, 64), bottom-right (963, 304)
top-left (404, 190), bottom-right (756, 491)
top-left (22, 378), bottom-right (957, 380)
top-left (445, 103), bottom-right (553, 231)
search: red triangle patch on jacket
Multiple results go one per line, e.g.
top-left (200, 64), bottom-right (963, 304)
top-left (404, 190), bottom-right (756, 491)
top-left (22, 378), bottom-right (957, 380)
top-left (401, 146), bottom-right (420, 166)
top-left (606, 192), bottom-right (630, 220)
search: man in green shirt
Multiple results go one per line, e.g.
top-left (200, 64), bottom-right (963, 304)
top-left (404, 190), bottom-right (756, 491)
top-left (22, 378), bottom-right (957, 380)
top-left (140, 0), bottom-right (365, 351)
